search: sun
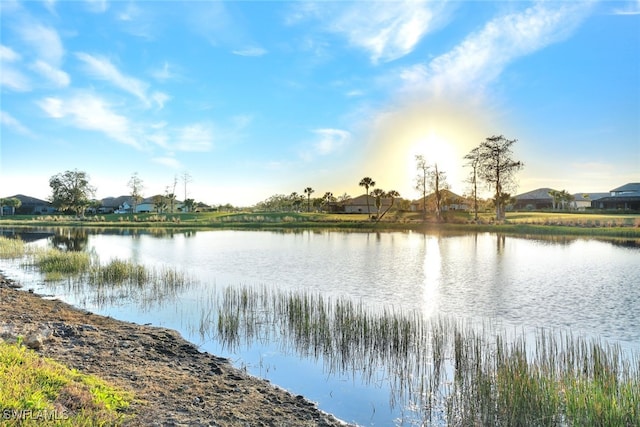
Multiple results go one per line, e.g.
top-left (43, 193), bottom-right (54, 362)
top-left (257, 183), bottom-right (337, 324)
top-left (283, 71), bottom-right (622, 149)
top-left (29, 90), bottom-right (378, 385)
top-left (359, 101), bottom-right (492, 199)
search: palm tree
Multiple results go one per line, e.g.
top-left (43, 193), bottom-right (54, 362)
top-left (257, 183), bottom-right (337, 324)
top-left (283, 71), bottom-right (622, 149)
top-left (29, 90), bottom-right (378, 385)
top-left (371, 188), bottom-right (386, 218)
top-left (304, 187), bottom-right (314, 212)
top-left (358, 177), bottom-right (375, 219)
top-left (322, 192), bottom-right (335, 212)
top-left (376, 190), bottom-right (400, 223)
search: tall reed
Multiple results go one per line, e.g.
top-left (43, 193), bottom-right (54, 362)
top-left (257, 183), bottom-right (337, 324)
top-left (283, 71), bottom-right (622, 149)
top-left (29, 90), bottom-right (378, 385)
top-left (209, 285), bottom-right (640, 426)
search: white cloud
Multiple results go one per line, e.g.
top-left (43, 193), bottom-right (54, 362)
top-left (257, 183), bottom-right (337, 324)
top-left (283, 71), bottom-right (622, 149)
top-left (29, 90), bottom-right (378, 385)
top-left (0, 66), bottom-right (31, 91)
top-left (232, 47), bottom-right (268, 57)
top-left (38, 93), bottom-right (139, 148)
top-left (0, 45), bottom-right (20, 62)
top-left (176, 124), bottom-right (214, 152)
top-left (76, 53), bottom-right (165, 108)
top-left (31, 60), bottom-right (70, 87)
top-left (153, 157), bottom-right (182, 169)
top-left (0, 110), bottom-right (34, 136)
top-left (85, 0), bottom-right (108, 14)
top-left (402, 2), bottom-right (593, 97)
top-left (151, 91), bottom-right (170, 109)
top-left (613, 0), bottom-right (640, 15)
top-left (313, 128), bottom-right (350, 155)
top-left (151, 61), bottom-right (177, 82)
top-left (292, 1), bottom-right (443, 64)
top-left (17, 23), bottom-right (64, 67)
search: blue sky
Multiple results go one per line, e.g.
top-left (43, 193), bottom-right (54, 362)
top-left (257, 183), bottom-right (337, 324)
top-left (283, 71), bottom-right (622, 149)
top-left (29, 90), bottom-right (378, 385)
top-left (1, 0), bottom-right (638, 206)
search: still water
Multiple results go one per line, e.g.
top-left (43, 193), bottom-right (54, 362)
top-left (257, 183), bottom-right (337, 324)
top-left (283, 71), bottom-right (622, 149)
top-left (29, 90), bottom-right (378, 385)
top-left (2, 228), bottom-right (639, 425)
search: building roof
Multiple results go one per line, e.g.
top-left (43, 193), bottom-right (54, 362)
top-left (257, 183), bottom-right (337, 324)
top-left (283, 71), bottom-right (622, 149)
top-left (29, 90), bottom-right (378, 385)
top-left (611, 183), bottom-right (640, 194)
top-left (514, 188), bottom-right (555, 200)
top-left (572, 193), bottom-right (608, 202)
top-left (7, 194), bottom-right (51, 205)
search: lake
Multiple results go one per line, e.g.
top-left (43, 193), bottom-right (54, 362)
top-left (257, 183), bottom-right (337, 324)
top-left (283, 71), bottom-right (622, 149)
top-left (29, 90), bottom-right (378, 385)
top-left (1, 227), bottom-right (639, 425)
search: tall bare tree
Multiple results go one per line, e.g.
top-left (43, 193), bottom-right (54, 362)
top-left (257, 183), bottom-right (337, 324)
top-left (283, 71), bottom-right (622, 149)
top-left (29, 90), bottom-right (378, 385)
top-left (358, 177), bottom-right (376, 219)
top-left (463, 147), bottom-right (481, 221)
top-left (414, 155), bottom-right (430, 220)
top-left (128, 172), bottom-right (144, 214)
top-left (476, 135), bottom-right (523, 221)
top-left (181, 171), bottom-right (192, 210)
top-left (429, 163), bottom-right (449, 222)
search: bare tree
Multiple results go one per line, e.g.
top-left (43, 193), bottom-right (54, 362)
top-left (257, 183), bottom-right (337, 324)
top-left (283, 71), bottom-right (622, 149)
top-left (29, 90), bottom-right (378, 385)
top-left (429, 163), bottom-right (449, 222)
top-left (181, 171), bottom-right (192, 211)
top-left (128, 172), bottom-right (144, 214)
top-left (463, 147), bottom-right (481, 221)
top-left (414, 155), bottom-right (429, 220)
top-left (476, 135), bottom-right (523, 221)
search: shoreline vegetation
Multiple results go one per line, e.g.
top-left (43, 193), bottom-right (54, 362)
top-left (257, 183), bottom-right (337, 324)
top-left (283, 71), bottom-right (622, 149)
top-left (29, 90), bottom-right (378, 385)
top-left (1, 212), bottom-right (639, 425)
top-left (1, 211), bottom-right (639, 240)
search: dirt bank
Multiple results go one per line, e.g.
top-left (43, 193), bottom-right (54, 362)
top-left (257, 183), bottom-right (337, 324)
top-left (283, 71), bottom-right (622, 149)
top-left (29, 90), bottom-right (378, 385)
top-left (0, 275), bottom-right (350, 426)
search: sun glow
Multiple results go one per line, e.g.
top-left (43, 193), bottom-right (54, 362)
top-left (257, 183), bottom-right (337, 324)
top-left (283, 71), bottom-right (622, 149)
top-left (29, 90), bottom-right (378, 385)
top-left (360, 101), bottom-right (493, 199)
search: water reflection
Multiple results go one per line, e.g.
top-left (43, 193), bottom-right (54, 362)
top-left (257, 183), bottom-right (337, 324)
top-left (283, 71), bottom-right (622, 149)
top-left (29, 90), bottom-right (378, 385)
top-left (1, 227), bottom-right (639, 426)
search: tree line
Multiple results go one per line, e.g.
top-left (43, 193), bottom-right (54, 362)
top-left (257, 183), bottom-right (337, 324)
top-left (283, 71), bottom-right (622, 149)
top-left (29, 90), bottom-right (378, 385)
top-left (8, 134), bottom-right (526, 221)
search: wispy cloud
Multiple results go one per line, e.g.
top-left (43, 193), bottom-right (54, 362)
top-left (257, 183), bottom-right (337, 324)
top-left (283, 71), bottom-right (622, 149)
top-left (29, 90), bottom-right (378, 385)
top-left (38, 93), bottom-right (139, 148)
top-left (232, 47), bottom-right (267, 57)
top-left (290, 1), bottom-right (445, 64)
top-left (400, 1), bottom-right (593, 98)
top-left (151, 61), bottom-right (178, 82)
top-left (85, 0), bottom-right (108, 14)
top-left (16, 22), bottom-right (64, 66)
top-left (300, 128), bottom-right (350, 161)
top-left (0, 110), bottom-right (34, 136)
top-left (176, 123), bottom-right (214, 152)
top-left (76, 53), bottom-right (168, 108)
top-left (0, 45), bottom-right (20, 62)
top-left (0, 66), bottom-right (31, 91)
top-left (612, 0), bottom-right (640, 15)
top-left (152, 156), bottom-right (182, 169)
top-left (31, 60), bottom-right (70, 87)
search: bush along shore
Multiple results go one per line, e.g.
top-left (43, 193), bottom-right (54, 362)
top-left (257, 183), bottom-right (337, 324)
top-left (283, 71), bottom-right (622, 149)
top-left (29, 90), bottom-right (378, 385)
top-left (0, 276), bottom-right (349, 427)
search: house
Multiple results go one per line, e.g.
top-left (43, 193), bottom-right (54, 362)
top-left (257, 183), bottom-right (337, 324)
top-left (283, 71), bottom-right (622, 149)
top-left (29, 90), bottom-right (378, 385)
top-left (4, 194), bottom-right (56, 215)
top-left (570, 193), bottom-right (608, 210)
top-left (411, 190), bottom-right (469, 212)
top-left (513, 188), bottom-right (555, 210)
top-left (342, 194), bottom-right (396, 215)
top-left (591, 183), bottom-right (640, 210)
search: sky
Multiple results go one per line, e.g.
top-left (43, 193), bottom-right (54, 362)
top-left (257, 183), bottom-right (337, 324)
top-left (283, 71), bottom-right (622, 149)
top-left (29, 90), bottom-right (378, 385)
top-left (1, 0), bottom-right (639, 207)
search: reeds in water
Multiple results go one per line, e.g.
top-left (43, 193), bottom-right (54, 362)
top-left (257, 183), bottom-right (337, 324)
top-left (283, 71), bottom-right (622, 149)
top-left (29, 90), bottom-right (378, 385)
top-left (210, 285), bottom-right (640, 426)
top-left (0, 236), bottom-right (27, 259)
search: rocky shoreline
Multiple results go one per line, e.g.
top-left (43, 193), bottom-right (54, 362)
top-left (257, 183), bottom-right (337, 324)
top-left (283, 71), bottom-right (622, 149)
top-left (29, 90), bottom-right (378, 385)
top-left (0, 274), bottom-right (350, 426)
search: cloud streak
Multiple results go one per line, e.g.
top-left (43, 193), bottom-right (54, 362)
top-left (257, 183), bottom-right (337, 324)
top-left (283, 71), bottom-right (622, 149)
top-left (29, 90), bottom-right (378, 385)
top-left (38, 93), bottom-right (139, 148)
top-left (291, 1), bottom-right (444, 64)
top-left (76, 53), bottom-right (168, 108)
top-left (400, 1), bottom-right (593, 98)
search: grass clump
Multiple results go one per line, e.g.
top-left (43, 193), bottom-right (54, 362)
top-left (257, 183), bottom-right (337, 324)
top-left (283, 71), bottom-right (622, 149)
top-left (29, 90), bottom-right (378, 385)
top-left (0, 236), bottom-right (27, 259)
top-left (89, 259), bottom-right (149, 286)
top-left (0, 340), bottom-right (133, 426)
top-left (27, 249), bottom-right (91, 281)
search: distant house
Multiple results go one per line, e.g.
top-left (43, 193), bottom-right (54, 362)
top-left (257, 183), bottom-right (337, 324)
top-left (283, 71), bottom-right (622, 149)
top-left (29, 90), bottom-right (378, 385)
top-left (570, 193), bottom-right (608, 210)
top-left (342, 194), bottom-right (397, 215)
top-left (5, 194), bottom-right (56, 215)
top-left (513, 188), bottom-right (555, 210)
top-left (591, 183), bottom-right (640, 210)
top-left (411, 190), bottom-right (469, 212)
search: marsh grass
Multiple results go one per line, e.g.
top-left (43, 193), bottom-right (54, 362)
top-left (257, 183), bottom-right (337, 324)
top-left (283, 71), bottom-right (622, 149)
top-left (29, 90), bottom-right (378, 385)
top-left (0, 236), bottom-right (27, 259)
top-left (2, 236), bottom-right (192, 307)
top-left (210, 285), bottom-right (640, 426)
top-left (0, 340), bottom-right (133, 426)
